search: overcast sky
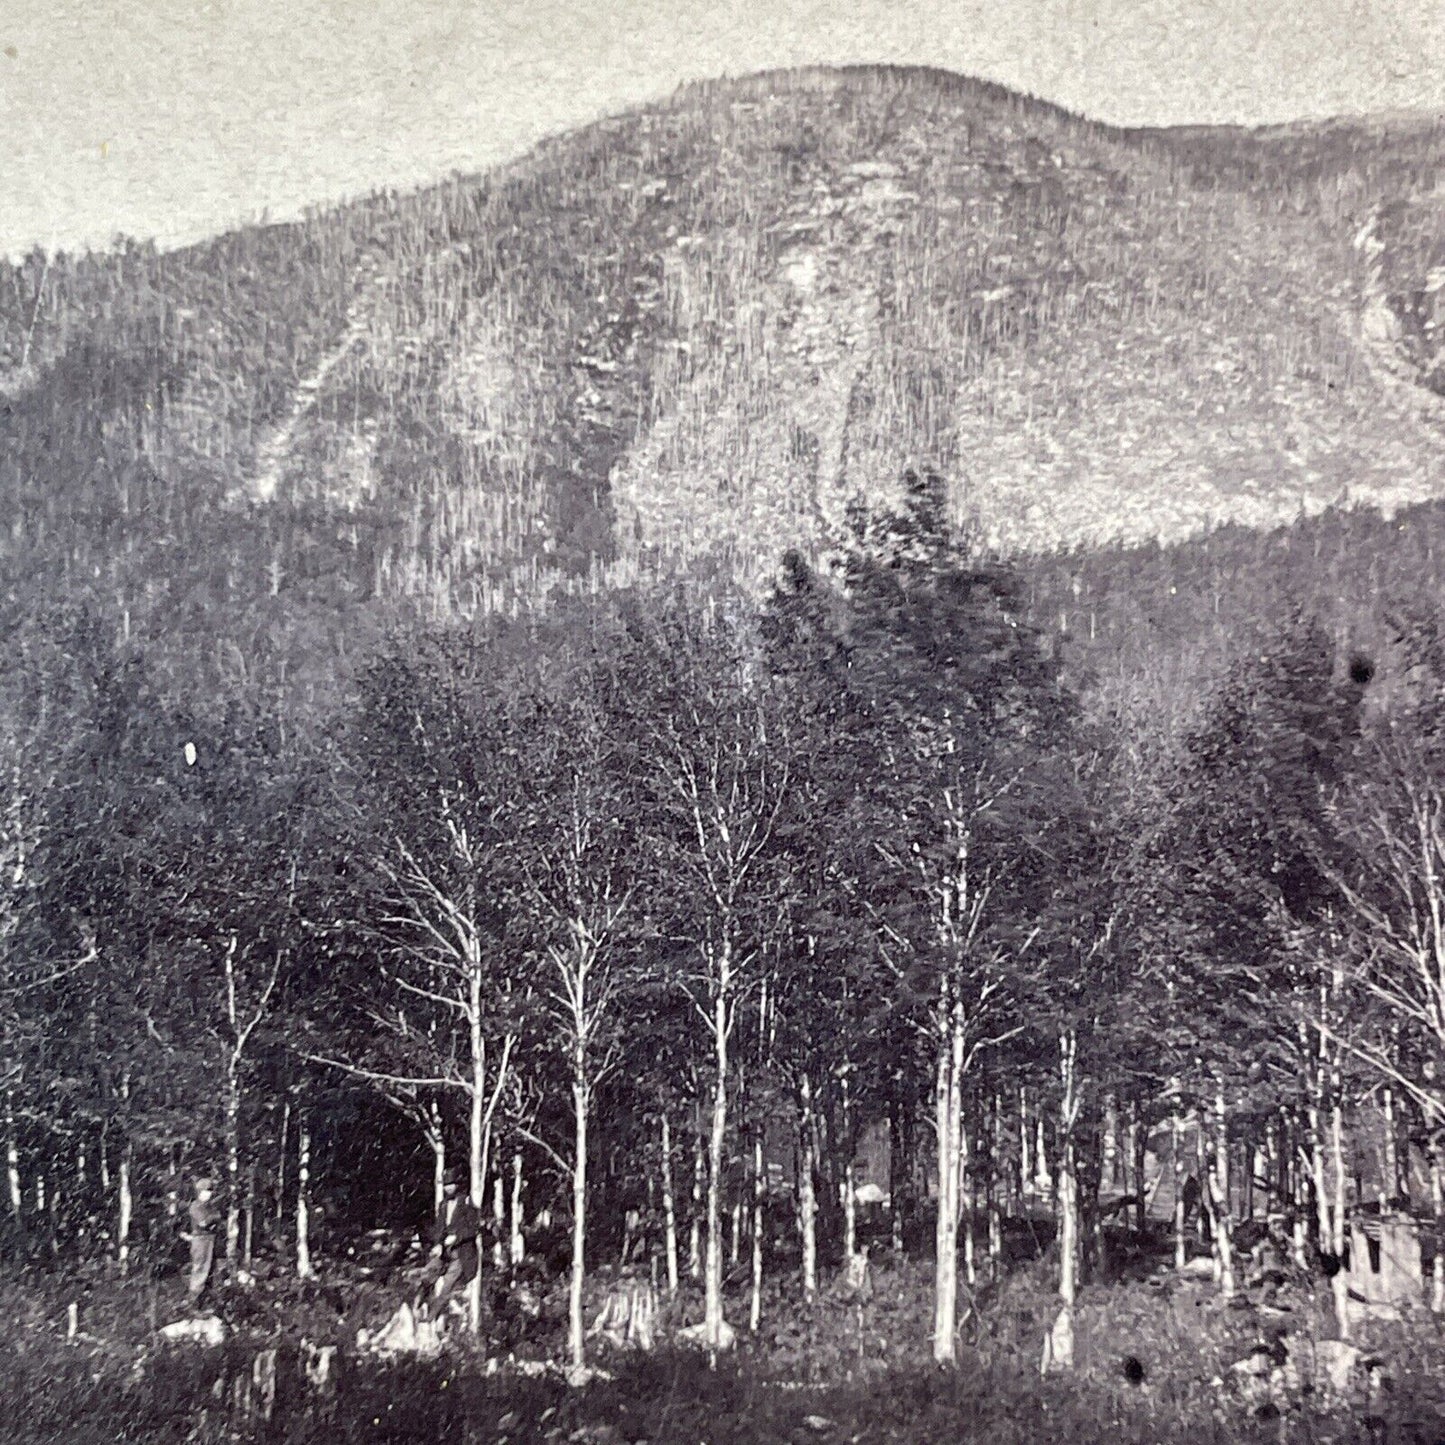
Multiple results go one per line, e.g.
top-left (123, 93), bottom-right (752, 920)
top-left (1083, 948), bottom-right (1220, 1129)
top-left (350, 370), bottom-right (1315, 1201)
top-left (2, 0), bottom-right (1443, 259)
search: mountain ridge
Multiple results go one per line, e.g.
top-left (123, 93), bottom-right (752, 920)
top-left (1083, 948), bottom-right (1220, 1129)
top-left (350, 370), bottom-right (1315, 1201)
top-left (1, 64), bottom-right (1442, 709)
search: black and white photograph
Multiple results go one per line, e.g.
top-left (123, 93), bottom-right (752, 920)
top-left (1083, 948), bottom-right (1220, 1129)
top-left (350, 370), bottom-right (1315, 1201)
top-left (2, 2), bottom-right (1444, 1439)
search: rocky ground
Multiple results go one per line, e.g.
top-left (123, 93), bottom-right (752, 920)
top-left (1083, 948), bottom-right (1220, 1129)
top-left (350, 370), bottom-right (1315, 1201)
top-left (4, 1224), bottom-right (1444, 1443)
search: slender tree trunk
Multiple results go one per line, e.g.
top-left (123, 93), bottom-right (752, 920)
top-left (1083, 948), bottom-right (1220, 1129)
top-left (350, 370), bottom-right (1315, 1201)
top-left (117, 1142), bottom-right (133, 1277)
top-left (1102, 1095), bottom-right (1118, 1191)
top-left (1265, 1116), bottom-right (1280, 1219)
top-left (1059, 1137), bottom-right (1079, 1307)
top-left (1310, 1102), bottom-right (1332, 1253)
top-left (510, 1152), bottom-right (525, 1265)
top-left (932, 1005), bottom-right (964, 1366)
top-left (225, 1056), bottom-right (241, 1263)
top-left (689, 1111), bottom-right (703, 1282)
top-left (749, 1131), bottom-right (763, 1334)
top-left (296, 1113), bottom-right (313, 1279)
top-left (1058, 1032), bottom-right (1079, 1310)
top-left (660, 1114), bottom-right (679, 1296)
top-left (429, 1109), bottom-right (446, 1226)
top-left (1172, 1107), bottom-right (1187, 1271)
top-left (467, 966), bottom-right (486, 1336)
top-left (1330, 1102), bottom-right (1347, 1258)
top-left (1209, 1090), bottom-right (1236, 1299)
top-left (1329, 1095), bottom-right (1353, 1337)
top-left (960, 1115), bottom-right (976, 1288)
top-left (493, 1175), bottom-right (506, 1268)
top-left (1019, 1086), bottom-right (1031, 1198)
top-left (988, 1092), bottom-right (1004, 1277)
top-left (1133, 1104), bottom-right (1148, 1235)
top-left (705, 970), bottom-right (729, 1352)
top-left (1382, 1089), bottom-right (1399, 1207)
top-left (799, 1077), bottom-right (818, 1297)
top-left (841, 1068), bottom-right (857, 1263)
top-left (568, 1073), bottom-right (588, 1371)
top-left (889, 1093), bottom-right (908, 1253)
top-left (1123, 1106), bottom-right (1137, 1208)
top-left (988, 1194), bottom-right (1002, 1278)
top-left (243, 1167), bottom-right (255, 1269)
top-left (4, 1092), bottom-right (21, 1223)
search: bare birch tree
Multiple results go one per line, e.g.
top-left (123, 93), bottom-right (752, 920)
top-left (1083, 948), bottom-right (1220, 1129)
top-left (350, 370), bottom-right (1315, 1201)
top-left (518, 688), bottom-right (635, 1371)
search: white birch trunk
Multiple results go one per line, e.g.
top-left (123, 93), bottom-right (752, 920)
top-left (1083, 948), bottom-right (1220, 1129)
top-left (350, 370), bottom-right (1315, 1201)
top-left (799, 1077), bottom-right (818, 1297)
top-left (689, 1118), bottom-right (703, 1281)
top-left (1019, 1086), bottom-right (1031, 1196)
top-left (1310, 1103), bottom-right (1332, 1253)
top-left (1330, 1102), bottom-right (1347, 1258)
top-left (960, 1116), bottom-right (976, 1288)
top-left (661, 1114), bottom-right (679, 1296)
top-left (493, 1175), bottom-right (506, 1268)
top-left (430, 1111), bottom-right (446, 1226)
top-left (1058, 1032), bottom-right (1079, 1313)
top-left (932, 1005), bottom-right (964, 1366)
top-left (704, 975), bottom-right (729, 1352)
top-left (1058, 1140), bottom-right (1078, 1308)
top-left (1172, 1108), bottom-right (1187, 1271)
top-left (4, 1094), bottom-right (20, 1220)
top-left (1330, 1097), bottom-right (1352, 1337)
top-left (749, 1131), bottom-right (763, 1334)
top-left (842, 1069), bottom-right (857, 1263)
top-left (1102, 1094), bottom-right (1118, 1191)
top-left (117, 1144), bottom-right (133, 1277)
top-left (510, 1152), bottom-right (525, 1265)
top-left (225, 1057), bottom-right (241, 1263)
top-left (467, 962), bottom-right (485, 1337)
top-left (1382, 1089), bottom-right (1398, 1207)
top-left (115, 1072), bottom-right (132, 1274)
top-left (1210, 1091), bottom-right (1236, 1299)
top-left (568, 1074), bottom-right (588, 1370)
top-left (296, 1114), bottom-right (313, 1279)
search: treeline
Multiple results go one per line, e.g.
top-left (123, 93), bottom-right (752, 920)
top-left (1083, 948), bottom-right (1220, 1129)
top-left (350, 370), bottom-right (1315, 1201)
top-left (4, 471), bottom-right (1445, 1365)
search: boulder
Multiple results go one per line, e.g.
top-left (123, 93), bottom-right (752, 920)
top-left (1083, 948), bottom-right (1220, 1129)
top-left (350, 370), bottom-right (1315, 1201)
top-left (357, 1301), bottom-right (443, 1358)
top-left (677, 1318), bottom-right (737, 1351)
top-left (158, 1316), bottom-right (226, 1347)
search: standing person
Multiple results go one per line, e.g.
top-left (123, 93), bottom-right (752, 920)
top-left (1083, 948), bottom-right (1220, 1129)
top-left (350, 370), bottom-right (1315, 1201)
top-left (182, 1177), bottom-right (219, 1308)
top-left (429, 1169), bottom-right (480, 1317)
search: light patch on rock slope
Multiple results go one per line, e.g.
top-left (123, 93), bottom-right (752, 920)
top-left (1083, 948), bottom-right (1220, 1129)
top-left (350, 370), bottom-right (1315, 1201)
top-left (610, 159), bottom-right (926, 576)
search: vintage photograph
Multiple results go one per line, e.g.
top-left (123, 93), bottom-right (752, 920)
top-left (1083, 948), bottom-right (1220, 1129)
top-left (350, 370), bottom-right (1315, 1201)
top-left (2, 1), bottom-right (1444, 1439)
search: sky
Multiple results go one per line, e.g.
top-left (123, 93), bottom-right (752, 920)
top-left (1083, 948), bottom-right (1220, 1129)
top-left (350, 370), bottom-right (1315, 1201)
top-left (2, 0), bottom-right (1443, 259)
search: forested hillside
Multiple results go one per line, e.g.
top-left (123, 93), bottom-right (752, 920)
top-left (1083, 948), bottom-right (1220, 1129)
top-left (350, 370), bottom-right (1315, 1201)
top-left (1, 67), bottom-right (1442, 714)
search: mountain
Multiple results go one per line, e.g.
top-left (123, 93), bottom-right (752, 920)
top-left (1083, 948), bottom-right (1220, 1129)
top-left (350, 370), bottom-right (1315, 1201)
top-left (1, 65), bottom-right (1443, 712)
